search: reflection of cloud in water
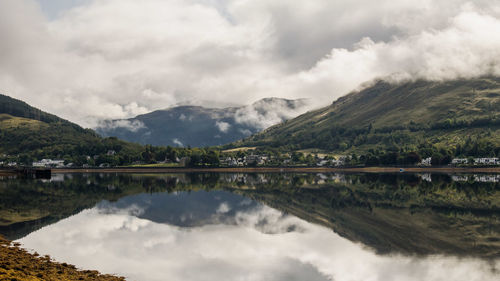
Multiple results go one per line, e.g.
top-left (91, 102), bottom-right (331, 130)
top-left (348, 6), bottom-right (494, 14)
top-left (216, 202), bottom-right (231, 214)
top-left (94, 191), bottom-right (259, 228)
top-left (235, 206), bottom-right (306, 234)
top-left (20, 206), bottom-right (500, 281)
top-left (98, 203), bottom-right (145, 217)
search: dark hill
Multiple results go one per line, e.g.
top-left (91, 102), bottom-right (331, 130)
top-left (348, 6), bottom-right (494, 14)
top-left (0, 94), bottom-right (65, 124)
top-left (0, 93), bottom-right (143, 165)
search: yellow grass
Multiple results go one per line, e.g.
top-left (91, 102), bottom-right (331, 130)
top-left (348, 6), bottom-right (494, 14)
top-left (222, 147), bottom-right (257, 153)
top-left (0, 114), bottom-right (47, 130)
top-left (127, 163), bottom-right (181, 168)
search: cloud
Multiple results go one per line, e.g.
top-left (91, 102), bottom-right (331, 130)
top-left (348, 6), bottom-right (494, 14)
top-left (216, 202), bottom-right (231, 214)
top-left (215, 121), bottom-right (231, 133)
top-left (19, 203), bottom-right (500, 281)
top-left (239, 129), bottom-right (253, 137)
top-left (97, 119), bottom-right (146, 132)
top-left (173, 138), bottom-right (184, 147)
top-left (1, 0), bottom-right (500, 128)
top-left (234, 98), bottom-right (313, 130)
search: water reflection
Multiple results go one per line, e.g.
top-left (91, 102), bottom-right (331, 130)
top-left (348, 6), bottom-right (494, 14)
top-left (19, 191), bottom-right (500, 281)
top-left (0, 172), bottom-right (499, 280)
top-left (98, 190), bottom-right (259, 227)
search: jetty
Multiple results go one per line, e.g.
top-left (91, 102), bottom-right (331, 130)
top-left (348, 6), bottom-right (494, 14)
top-left (0, 168), bottom-right (51, 179)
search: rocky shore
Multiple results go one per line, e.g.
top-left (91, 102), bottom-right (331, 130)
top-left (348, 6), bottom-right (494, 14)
top-left (0, 236), bottom-right (125, 281)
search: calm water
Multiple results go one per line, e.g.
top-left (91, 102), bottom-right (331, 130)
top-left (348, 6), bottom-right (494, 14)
top-left (1, 172), bottom-right (500, 281)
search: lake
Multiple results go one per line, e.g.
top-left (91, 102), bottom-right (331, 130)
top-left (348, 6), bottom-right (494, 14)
top-left (1, 172), bottom-right (500, 281)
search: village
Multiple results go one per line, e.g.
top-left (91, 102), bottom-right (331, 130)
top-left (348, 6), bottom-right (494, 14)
top-left (0, 154), bottom-right (494, 169)
top-left (0, 148), bottom-right (499, 169)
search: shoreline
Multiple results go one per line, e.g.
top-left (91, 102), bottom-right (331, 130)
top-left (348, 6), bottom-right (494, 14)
top-left (51, 166), bottom-right (500, 174)
top-left (2, 167), bottom-right (500, 175)
top-left (0, 236), bottom-right (124, 280)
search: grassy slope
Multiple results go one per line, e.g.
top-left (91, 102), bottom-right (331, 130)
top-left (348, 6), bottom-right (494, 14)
top-left (0, 114), bottom-right (48, 130)
top-left (234, 77), bottom-right (500, 153)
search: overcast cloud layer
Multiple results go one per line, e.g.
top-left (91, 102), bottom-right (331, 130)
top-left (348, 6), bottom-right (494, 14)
top-left (1, 0), bottom-right (500, 127)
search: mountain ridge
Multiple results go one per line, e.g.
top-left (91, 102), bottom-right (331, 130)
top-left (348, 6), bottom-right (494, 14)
top-left (96, 97), bottom-right (312, 147)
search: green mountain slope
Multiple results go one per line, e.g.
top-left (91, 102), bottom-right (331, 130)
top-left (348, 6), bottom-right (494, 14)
top-left (232, 77), bottom-right (500, 158)
top-left (0, 94), bottom-right (143, 165)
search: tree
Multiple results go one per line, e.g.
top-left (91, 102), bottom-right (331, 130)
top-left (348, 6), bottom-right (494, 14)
top-left (441, 154), bottom-right (452, 165)
top-left (189, 153), bottom-right (202, 167)
top-left (431, 153), bottom-right (443, 166)
top-left (405, 152), bottom-right (422, 165)
top-left (203, 151), bottom-right (220, 166)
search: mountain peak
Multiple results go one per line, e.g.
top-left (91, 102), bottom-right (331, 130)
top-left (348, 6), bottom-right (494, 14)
top-left (96, 97), bottom-right (313, 147)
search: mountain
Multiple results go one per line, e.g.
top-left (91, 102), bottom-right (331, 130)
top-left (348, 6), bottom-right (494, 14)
top-left (95, 98), bottom-right (312, 147)
top-left (0, 94), bottom-right (143, 165)
top-left (232, 77), bottom-right (500, 158)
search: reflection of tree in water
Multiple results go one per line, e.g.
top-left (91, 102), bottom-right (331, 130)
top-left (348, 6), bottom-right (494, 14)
top-left (223, 173), bottom-right (500, 258)
top-left (1, 172), bottom-right (500, 256)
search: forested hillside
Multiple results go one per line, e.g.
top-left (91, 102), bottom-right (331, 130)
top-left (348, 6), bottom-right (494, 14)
top-left (230, 77), bottom-right (500, 164)
top-left (0, 94), bottom-right (142, 165)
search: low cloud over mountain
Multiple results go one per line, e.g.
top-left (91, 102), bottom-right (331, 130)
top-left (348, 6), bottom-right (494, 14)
top-left (2, 1), bottom-right (500, 127)
top-left (96, 98), bottom-right (312, 147)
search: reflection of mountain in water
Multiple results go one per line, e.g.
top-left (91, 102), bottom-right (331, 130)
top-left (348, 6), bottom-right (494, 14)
top-left (227, 173), bottom-right (500, 257)
top-left (237, 187), bottom-right (500, 257)
top-left (97, 190), bottom-right (259, 227)
top-left (1, 172), bottom-right (500, 257)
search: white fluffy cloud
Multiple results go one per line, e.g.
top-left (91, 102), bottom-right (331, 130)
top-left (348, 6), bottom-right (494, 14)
top-left (97, 119), bottom-right (147, 132)
top-left (215, 121), bottom-right (231, 133)
top-left (234, 98), bottom-right (313, 130)
top-left (1, 0), bottom-right (500, 127)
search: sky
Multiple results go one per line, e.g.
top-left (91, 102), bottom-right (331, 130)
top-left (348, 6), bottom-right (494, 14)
top-left (2, 0), bottom-right (500, 127)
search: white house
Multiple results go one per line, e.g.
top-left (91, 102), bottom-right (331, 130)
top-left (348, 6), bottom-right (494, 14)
top-left (316, 160), bottom-right (330, 167)
top-left (247, 155), bottom-right (266, 165)
top-left (451, 158), bottom-right (468, 165)
top-left (474, 158), bottom-right (499, 165)
top-left (32, 159), bottom-right (65, 168)
top-left (420, 173), bottom-right (432, 182)
top-left (474, 175), bottom-right (500, 183)
top-left (331, 159), bottom-right (346, 166)
top-left (420, 157), bottom-right (432, 166)
top-left (452, 175), bottom-right (469, 182)
top-left (221, 157), bottom-right (238, 167)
